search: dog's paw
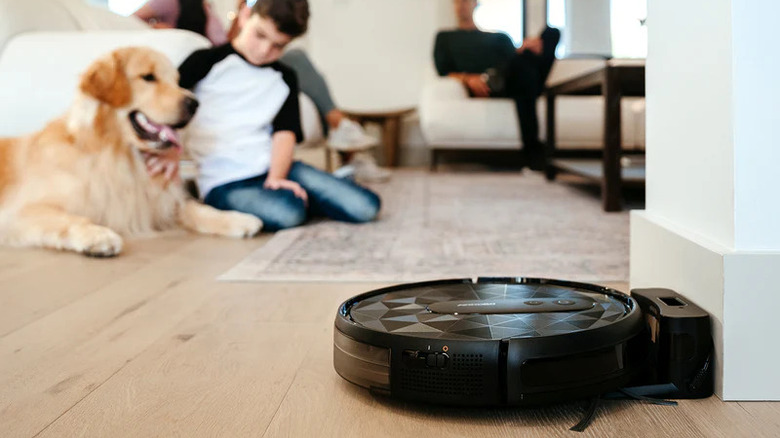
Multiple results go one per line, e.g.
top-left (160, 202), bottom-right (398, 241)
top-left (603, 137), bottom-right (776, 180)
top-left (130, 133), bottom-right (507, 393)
top-left (221, 211), bottom-right (263, 238)
top-left (70, 224), bottom-right (124, 257)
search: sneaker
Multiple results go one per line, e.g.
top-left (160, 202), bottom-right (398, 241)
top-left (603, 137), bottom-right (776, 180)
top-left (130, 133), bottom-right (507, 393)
top-left (332, 164), bottom-right (356, 180)
top-left (352, 153), bottom-right (391, 183)
top-left (327, 118), bottom-right (378, 151)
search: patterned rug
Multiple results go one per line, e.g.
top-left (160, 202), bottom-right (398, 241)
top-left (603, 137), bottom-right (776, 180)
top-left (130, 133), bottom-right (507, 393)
top-left (219, 170), bottom-right (629, 283)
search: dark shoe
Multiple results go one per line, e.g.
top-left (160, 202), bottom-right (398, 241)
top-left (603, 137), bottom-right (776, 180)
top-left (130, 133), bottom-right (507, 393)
top-left (541, 26), bottom-right (561, 58)
top-left (539, 26), bottom-right (561, 82)
top-left (528, 154), bottom-right (546, 172)
top-left (524, 142), bottom-right (547, 171)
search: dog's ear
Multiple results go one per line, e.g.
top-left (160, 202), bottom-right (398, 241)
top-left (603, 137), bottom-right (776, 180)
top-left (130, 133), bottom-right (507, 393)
top-left (79, 52), bottom-right (131, 108)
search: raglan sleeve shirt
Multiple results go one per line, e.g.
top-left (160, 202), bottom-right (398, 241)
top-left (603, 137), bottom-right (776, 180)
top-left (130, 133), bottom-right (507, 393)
top-left (176, 45), bottom-right (305, 199)
top-left (271, 63), bottom-right (303, 143)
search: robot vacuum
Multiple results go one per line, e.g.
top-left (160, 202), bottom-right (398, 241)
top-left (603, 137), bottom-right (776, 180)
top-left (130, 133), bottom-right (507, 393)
top-left (334, 277), bottom-right (651, 406)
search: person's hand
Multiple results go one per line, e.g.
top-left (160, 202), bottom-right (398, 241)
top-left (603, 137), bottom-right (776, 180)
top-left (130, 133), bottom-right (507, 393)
top-left (519, 37), bottom-right (543, 55)
top-left (264, 178), bottom-right (309, 203)
top-left (464, 74), bottom-right (491, 97)
top-left (143, 147), bottom-right (181, 182)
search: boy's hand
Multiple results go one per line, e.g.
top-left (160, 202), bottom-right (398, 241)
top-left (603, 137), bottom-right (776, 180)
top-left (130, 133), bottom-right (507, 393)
top-left (143, 148), bottom-right (181, 182)
top-left (264, 178), bottom-right (309, 203)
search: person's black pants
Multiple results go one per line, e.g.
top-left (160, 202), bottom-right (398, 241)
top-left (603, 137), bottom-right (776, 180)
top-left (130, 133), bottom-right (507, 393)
top-left (502, 54), bottom-right (543, 156)
top-left (496, 27), bottom-right (561, 167)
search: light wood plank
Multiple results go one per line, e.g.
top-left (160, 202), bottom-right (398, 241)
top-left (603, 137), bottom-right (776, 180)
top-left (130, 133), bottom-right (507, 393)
top-left (735, 402), bottom-right (780, 437)
top-left (35, 283), bottom-right (372, 437)
top-left (671, 397), bottom-right (764, 438)
top-left (262, 320), bottom-right (709, 438)
top-left (0, 235), bottom-right (266, 437)
top-left (0, 233), bottom-right (193, 336)
top-left (0, 233), bottom-right (778, 437)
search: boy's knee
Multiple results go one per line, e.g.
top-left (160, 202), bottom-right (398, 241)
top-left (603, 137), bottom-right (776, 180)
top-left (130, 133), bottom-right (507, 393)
top-left (221, 187), bottom-right (307, 231)
top-left (262, 197), bottom-right (307, 231)
top-left (345, 192), bottom-right (381, 223)
top-left (267, 206), bottom-right (307, 231)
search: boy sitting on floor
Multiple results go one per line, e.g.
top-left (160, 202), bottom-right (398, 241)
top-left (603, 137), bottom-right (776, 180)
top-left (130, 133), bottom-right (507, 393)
top-left (177, 0), bottom-right (381, 231)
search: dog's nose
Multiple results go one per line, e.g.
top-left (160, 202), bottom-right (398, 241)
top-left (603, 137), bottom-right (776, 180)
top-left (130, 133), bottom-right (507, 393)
top-left (183, 97), bottom-right (199, 116)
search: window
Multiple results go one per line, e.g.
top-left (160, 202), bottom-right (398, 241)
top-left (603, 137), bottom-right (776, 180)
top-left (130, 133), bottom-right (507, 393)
top-left (610, 0), bottom-right (647, 58)
top-left (473, 0), bottom-right (525, 47)
top-left (546, 0), bottom-right (566, 57)
top-left (547, 0), bottom-right (647, 59)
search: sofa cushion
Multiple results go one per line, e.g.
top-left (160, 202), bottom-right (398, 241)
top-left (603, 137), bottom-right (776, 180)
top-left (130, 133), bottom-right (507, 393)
top-left (0, 0), bottom-right (149, 56)
top-left (0, 30), bottom-right (210, 137)
top-left (65, 1), bottom-right (148, 32)
top-left (419, 76), bottom-right (520, 149)
top-left (419, 58), bottom-right (647, 151)
top-left (537, 97), bottom-right (646, 150)
top-left (419, 77), bottom-right (645, 150)
top-left (0, 0), bottom-right (80, 55)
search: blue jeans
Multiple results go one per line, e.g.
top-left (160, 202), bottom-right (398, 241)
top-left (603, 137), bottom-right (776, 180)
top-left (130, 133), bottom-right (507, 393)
top-left (204, 161), bottom-right (381, 231)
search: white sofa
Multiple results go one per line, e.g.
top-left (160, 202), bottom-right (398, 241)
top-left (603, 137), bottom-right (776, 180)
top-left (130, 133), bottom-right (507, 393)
top-left (419, 58), bottom-right (645, 164)
top-left (0, 0), bottom-right (323, 144)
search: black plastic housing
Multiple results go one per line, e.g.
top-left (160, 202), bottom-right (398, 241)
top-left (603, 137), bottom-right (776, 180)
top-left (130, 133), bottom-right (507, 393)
top-left (334, 278), bottom-right (645, 406)
top-left (629, 288), bottom-right (713, 399)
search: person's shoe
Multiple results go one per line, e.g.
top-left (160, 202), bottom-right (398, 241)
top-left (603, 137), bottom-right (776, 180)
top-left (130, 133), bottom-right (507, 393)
top-left (327, 118), bottom-right (378, 151)
top-left (541, 26), bottom-right (561, 58)
top-left (528, 155), bottom-right (546, 172)
top-left (524, 143), bottom-right (547, 172)
top-left (352, 153), bottom-right (391, 183)
top-left (539, 26), bottom-right (562, 81)
top-left (332, 164), bottom-right (356, 180)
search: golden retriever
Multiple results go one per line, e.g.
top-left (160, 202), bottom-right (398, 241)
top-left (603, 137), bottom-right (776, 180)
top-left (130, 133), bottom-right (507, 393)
top-left (0, 47), bottom-right (262, 257)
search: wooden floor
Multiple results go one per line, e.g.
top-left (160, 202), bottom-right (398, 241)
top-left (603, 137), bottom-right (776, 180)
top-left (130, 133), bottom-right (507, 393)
top-left (1, 233), bottom-right (778, 438)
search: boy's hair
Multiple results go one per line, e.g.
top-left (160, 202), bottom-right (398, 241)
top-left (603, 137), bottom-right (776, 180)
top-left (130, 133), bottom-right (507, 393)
top-left (251, 0), bottom-right (310, 38)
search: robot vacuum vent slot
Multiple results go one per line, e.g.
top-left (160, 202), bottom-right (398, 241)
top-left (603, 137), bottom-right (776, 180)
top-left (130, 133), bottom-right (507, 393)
top-left (452, 354), bottom-right (484, 371)
top-left (398, 368), bottom-right (485, 396)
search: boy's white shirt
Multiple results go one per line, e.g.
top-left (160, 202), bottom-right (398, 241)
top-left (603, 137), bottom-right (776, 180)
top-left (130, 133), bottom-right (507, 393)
top-left (185, 53), bottom-right (290, 199)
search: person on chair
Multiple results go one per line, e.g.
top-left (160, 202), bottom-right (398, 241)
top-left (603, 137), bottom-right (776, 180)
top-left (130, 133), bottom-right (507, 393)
top-left (434, 0), bottom-right (560, 170)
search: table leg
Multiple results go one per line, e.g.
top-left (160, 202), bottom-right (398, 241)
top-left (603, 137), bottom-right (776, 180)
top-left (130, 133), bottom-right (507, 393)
top-left (545, 92), bottom-right (557, 181)
top-left (325, 147), bottom-right (333, 172)
top-left (382, 116), bottom-right (400, 167)
top-left (602, 67), bottom-right (623, 212)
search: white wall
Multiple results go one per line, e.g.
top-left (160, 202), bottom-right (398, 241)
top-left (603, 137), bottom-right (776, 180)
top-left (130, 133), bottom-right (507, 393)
top-left (304, 0), bottom-right (454, 112)
top-left (731, 1), bottom-right (780, 250)
top-left (645, 0), bottom-right (734, 249)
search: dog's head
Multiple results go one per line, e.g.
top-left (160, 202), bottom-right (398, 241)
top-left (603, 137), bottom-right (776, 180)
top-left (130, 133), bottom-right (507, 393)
top-left (79, 47), bottom-right (198, 153)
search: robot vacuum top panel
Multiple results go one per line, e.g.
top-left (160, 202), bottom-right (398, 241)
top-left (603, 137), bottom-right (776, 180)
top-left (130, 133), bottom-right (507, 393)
top-left (346, 279), bottom-right (633, 341)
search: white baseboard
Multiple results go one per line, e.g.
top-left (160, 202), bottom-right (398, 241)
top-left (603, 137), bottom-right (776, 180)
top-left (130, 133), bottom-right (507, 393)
top-left (631, 211), bottom-right (780, 400)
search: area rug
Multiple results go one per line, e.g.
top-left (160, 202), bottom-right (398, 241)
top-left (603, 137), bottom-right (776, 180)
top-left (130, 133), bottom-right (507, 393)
top-left (219, 170), bottom-right (629, 283)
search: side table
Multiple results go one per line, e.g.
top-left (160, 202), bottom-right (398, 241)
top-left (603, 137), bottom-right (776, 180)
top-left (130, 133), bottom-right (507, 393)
top-left (341, 107), bottom-right (416, 167)
top-left (545, 60), bottom-right (645, 212)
